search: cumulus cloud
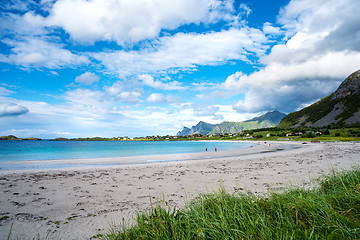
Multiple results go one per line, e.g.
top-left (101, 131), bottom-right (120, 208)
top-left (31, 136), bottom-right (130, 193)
top-left (227, 51), bottom-right (360, 113)
top-left (0, 37), bottom-right (89, 69)
top-left (45, 0), bottom-right (238, 45)
top-left (117, 91), bottom-right (142, 104)
top-left (0, 102), bottom-right (29, 117)
top-left (64, 88), bottom-right (109, 111)
top-left (276, 0), bottom-right (360, 57)
top-left (138, 74), bottom-right (185, 90)
top-left (75, 72), bottom-right (99, 85)
top-left (263, 22), bottom-right (283, 36)
top-left (0, 8), bottom-right (89, 70)
top-left (1, 0), bottom-right (268, 78)
top-left (92, 27), bottom-right (268, 77)
top-left (222, 0), bottom-right (360, 113)
top-left (105, 81), bottom-right (123, 96)
top-left (146, 93), bottom-right (179, 104)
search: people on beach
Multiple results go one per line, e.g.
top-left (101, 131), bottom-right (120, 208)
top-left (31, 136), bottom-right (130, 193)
top-left (215, 147), bottom-right (217, 151)
top-left (205, 148), bottom-right (207, 151)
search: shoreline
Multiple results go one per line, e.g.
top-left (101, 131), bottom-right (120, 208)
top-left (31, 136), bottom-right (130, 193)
top-left (0, 140), bottom-right (256, 172)
top-left (0, 140), bottom-right (270, 172)
top-left (0, 141), bottom-right (359, 239)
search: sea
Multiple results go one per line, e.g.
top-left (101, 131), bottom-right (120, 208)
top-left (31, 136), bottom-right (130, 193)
top-left (0, 140), bottom-right (253, 170)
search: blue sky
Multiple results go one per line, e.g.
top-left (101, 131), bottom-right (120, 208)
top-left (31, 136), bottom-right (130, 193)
top-left (1, 0), bottom-right (360, 138)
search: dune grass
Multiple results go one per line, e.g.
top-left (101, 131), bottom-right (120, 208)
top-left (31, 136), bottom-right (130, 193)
top-left (99, 166), bottom-right (360, 239)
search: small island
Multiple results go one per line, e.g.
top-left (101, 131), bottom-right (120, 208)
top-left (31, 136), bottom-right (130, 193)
top-left (0, 135), bottom-right (42, 141)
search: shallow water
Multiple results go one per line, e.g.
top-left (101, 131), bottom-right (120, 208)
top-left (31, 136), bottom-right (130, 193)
top-left (0, 140), bottom-right (253, 170)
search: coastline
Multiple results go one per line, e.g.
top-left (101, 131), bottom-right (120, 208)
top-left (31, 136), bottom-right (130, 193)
top-left (0, 140), bottom-right (261, 172)
top-left (0, 141), bottom-right (359, 239)
top-left (0, 140), bottom-right (255, 171)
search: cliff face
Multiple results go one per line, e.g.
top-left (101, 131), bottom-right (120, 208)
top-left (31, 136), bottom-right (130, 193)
top-left (177, 121), bottom-right (217, 136)
top-left (278, 69), bottom-right (360, 128)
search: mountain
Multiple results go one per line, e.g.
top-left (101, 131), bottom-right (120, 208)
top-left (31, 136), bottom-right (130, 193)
top-left (177, 121), bottom-right (217, 136)
top-left (210, 111), bottom-right (286, 134)
top-left (244, 110), bottom-right (286, 124)
top-left (278, 69), bottom-right (360, 128)
top-left (177, 111), bottom-right (286, 136)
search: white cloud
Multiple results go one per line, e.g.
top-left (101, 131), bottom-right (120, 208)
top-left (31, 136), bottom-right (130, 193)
top-left (75, 72), bottom-right (99, 85)
top-left (1, 0), bottom-right (38, 12)
top-left (221, 0), bottom-right (360, 113)
top-left (0, 11), bottom-right (47, 38)
top-left (0, 4), bottom-right (89, 70)
top-left (0, 86), bottom-right (15, 96)
top-left (0, 102), bottom-right (29, 117)
top-left (117, 91), bottom-right (142, 104)
top-left (278, 0), bottom-right (360, 51)
top-left (105, 81), bottom-right (123, 96)
top-left (226, 51), bottom-right (360, 113)
top-left (263, 22), bottom-right (283, 36)
top-left (138, 74), bottom-right (185, 90)
top-left (146, 93), bottom-right (166, 103)
top-left (45, 0), bottom-right (237, 45)
top-left (92, 27), bottom-right (268, 77)
top-left (0, 37), bottom-right (89, 69)
top-left (239, 3), bottom-right (252, 17)
top-left (146, 93), bottom-right (179, 104)
top-left (64, 88), bottom-right (110, 113)
top-left (189, 104), bottom-right (220, 117)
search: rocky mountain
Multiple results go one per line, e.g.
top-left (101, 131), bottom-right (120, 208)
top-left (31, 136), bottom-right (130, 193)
top-left (177, 121), bottom-right (217, 136)
top-left (244, 110), bottom-right (286, 124)
top-left (278, 69), bottom-right (360, 128)
top-left (211, 110), bottom-right (286, 134)
top-left (177, 111), bottom-right (286, 136)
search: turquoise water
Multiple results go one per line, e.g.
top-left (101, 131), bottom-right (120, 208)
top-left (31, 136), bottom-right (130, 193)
top-left (0, 140), bottom-right (253, 167)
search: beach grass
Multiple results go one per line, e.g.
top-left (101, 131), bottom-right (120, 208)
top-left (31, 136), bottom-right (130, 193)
top-left (98, 166), bottom-right (360, 239)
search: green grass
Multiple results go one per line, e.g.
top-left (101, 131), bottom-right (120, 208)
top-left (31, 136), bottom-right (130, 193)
top-left (231, 127), bottom-right (360, 142)
top-left (99, 166), bottom-right (360, 239)
top-left (0, 215), bottom-right (9, 222)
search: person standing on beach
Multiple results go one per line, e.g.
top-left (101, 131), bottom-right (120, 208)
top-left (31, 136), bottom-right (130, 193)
top-left (206, 148), bottom-right (207, 152)
top-left (215, 147), bottom-right (217, 152)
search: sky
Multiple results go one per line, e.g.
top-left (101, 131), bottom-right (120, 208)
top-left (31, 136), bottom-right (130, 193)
top-left (0, 0), bottom-right (360, 138)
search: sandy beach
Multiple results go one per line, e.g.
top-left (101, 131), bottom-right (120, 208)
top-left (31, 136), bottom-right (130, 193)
top-left (0, 141), bottom-right (359, 239)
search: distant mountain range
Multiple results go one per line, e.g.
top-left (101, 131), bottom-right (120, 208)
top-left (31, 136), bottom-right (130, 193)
top-left (176, 121), bottom-right (217, 136)
top-left (278, 69), bottom-right (360, 128)
top-left (177, 69), bottom-right (360, 135)
top-left (177, 110), bottom-right (286, 136)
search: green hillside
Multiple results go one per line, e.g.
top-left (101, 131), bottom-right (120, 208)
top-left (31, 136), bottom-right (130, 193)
top-left (177, 111), bottom-right (286, 136)
top-left (210, 120), bottom-right (275, 134)
top-left (210, 110), bottom-right (286, 134)
top-left (278, 69), bottom-right (360, 128)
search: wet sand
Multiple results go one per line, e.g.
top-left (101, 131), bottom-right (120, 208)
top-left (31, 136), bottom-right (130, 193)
top-left (0, 141), bottom-right (359, 239)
